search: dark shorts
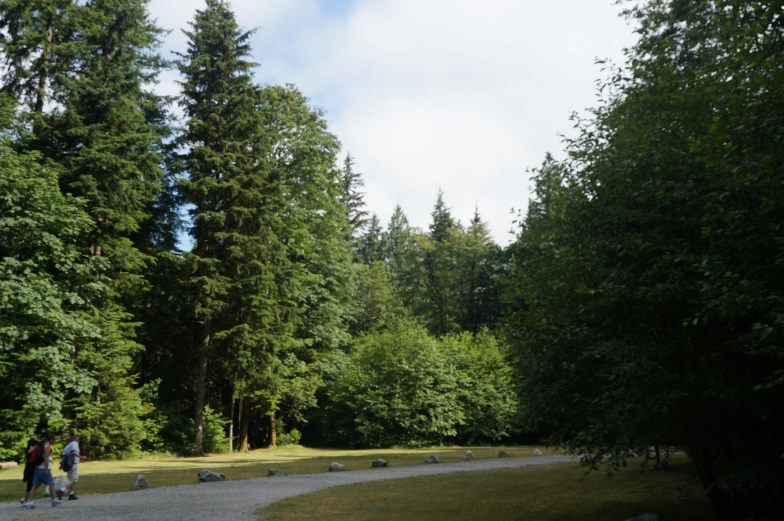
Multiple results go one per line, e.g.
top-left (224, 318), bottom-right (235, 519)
top-left (32, 467), bottom-right (54, 487)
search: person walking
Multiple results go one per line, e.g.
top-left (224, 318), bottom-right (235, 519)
top-left (28, 433), bottom-right (63, 508)
top-left (58, 434), bottom-right (88, 501)
top-left (20, 437), bottom-right (39, 507)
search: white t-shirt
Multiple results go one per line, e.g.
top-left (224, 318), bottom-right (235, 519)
top-left (37, 443), bottom-right (53, 470)
top-left (63, 441), bottom-right (81, 464)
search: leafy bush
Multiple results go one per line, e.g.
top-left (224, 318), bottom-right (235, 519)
top-left (321, 320), bottom-right (518, 447)
top-left (276, 428), bottom-right (302, 446)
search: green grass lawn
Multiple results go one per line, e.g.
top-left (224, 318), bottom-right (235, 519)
top-left (0, 445), bottom-right (552, 502)
top-left (259, 458), bottom-right (713, 521)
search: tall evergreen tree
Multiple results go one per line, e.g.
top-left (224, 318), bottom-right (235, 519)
top-left (0, 0), bottom-right (77, 113)
top-left (429, 189), bottom-right (456, 243)
top-left (223, 84), bottom-right (351, 448)
top-left (422, 191), bottom-right (460, 335)
top-left (357, 213), bottom-right (384, 264)
top-left (458, 208), bottom-right (502, 332)
top-left (177, 0), bottom-right (263, 456)
top-left (338, 153), bottom-right (368, 240)
top-left (383, 205), bottom-right (412, 265)
top-left (54, 0), bottom-right (170, 457)
top-left (2, 0), bottom-right (171, 456)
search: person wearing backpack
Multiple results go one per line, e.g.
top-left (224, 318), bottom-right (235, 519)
top-left (57, 434), bottom-right (88, 501)
top-left (20, 437), bottom-right (40, 507)
top-left (28, 433), bottom-right (63, 508)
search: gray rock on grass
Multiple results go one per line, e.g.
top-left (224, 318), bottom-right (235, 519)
top-left (132, 474), bottom-right (150, 491)
top-left (425, 455), bottom-right (441, 464)
top-left (268, 469), bottom-right (286, 477)
top-left (464, 450), bottom-right (475, 460)
top-left (498, 451), bottom-right (511, 458)
top-left (198, 470), bottom-right (226, 482)
top-left (329, 462), bottom-right (346, 472)
top-left (533, 448), bottom-right (543, 456)
top-left (371, 459), bottom-right (387, 468)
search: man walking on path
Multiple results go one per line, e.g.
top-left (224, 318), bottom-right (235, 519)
top-left (28, 433), bottom-right (63, 508)
top-left (58, 435), bottom-right (88, 501)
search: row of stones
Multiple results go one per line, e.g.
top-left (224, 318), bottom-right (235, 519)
top-left (131, 449), bottom-right (548, 489)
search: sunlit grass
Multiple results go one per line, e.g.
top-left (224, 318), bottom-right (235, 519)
top-left (0, 445), bottom-right (553, 502)
top-left (259, 457), bottom-right (712, 521)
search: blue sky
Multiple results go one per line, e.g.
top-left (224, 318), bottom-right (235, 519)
top-left (149, 0), bottom-right (638, 246)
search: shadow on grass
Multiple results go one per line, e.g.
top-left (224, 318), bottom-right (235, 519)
top-left (259, 459), bottom-right (712, 521)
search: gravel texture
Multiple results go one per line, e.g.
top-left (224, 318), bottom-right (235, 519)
top-left (0, 455), bottom-right (572, 521)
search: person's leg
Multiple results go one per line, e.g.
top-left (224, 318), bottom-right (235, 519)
top-left (43, 472), bottom-right (61, 506)
top-left (66, 465), bottom-right (78, 497)
top-left (25, 478), bottom-right (34, 502)
top-left (29, 468), bottom-right (43, 508)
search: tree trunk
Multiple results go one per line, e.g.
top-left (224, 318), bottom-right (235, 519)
top-left (238, 398), bottom-right (250, 452)
top-left (269, 412), bottom-right (277, 448)
top-left (692, 451), bottom-right (736, 521)
top-left (229, 394), bottom-right (235, 453)
top-left (34, 22), bottom-right (53, 113)
top-left (193, 315), bottom-right (210, 457)
top-left (654, 445), bottom-right (661, 465)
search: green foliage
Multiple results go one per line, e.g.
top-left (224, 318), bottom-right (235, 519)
top-left (322, 320), bottom-right (517, 448)
top-left (356, 214), bottom-right (384, 264)
top-left (339, 153), bottom-right (369, 240)
top-left (70, 385), bottom-right (153, 459)
top-left (392, 195), bottom-right (503, 336)
top-left (0, 101), bottom-right (100, 457)
top-left (350, 261), bottom-right (404, 335)
top-left (509, 1), bottom-right (784, 519)
top-left (276, 428), bottom-right (302, 447)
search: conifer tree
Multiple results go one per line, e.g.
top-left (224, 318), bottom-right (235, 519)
top-left (1, 0), bottom-right (171, 456)
top-left (257, 85), bottom-right (353, 441)
top-left (177, 0), bottom-right (262, 455)
top-left (383, 205), bottom-right (412, 265)
top-left (0, 0), bottom-right (77, 113)
top-left (357, 213), bottom-right (384, 264)
top-left (422, 191), bottom-right (460, 335)
top-left (429, 189), bottom-right (456, 242)
top-left (458, 208), bottom-right (502, 332)
top-left (54, 0), bottom-right (169, 456)
top-left (339, 153), bottom-right (368, 240)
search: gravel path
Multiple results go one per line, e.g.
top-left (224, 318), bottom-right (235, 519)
top-left (0, 455), bottom-right (572, 521)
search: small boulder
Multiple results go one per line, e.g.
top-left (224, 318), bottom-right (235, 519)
top-left (498, 451), bottom-right (511, 458)
top-left (268, 469), bottom-right (286, 477)
top-left (0, 462), bottom-right (19, 470)
top-left (533, 448), bottom-right (543, 456)
top-left (329, 462), bottom-right (346, 472)
top-left (425, 455), bottom-right (441, 464)
top-left (132, 474), bottom-right (150, 491)
top-left (464, 450), bottom-right (475, 460)
top-left (372, 459), bottom-right (388, 468)
top-left (197, 470), bottom-right (226, 482)
top-left (624, 515), bottom-right (668, 521)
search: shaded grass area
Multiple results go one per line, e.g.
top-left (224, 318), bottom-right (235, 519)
top-left (0, 445), bottom-right (551, 502)
top-left (259, 458), bottom-right (713, 521)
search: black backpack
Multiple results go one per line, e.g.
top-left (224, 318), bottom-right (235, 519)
top-left (60, 452), bottom-right (74, 472)
top-left (28, 443), bottom-right (45, 466)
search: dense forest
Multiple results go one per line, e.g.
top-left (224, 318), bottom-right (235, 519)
top-left (0, 1), bottom-right (782, 520)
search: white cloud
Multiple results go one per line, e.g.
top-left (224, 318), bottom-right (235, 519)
top-left (150, 0), bottom-right (637, 243)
